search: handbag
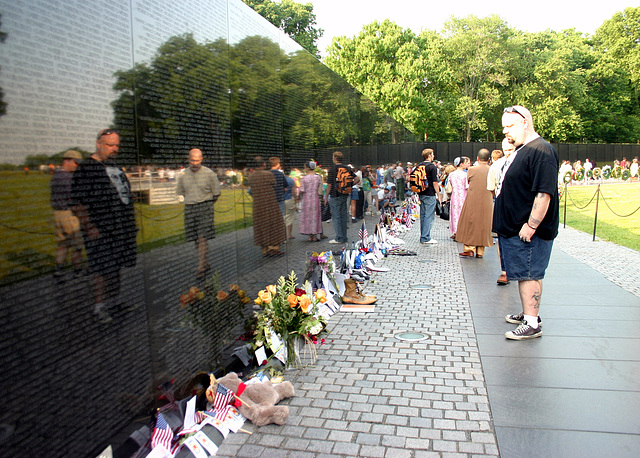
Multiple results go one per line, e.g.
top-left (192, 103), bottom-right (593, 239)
top-left (445, 179), bottom-right (453, 195)
top-left (435, 201), bottom-right (442, 216)
top-left (439, 201), bottom-right (450, 220)
top-left (321, 200), bottom-right (332, 222)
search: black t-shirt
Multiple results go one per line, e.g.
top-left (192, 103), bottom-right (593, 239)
top-left (270, 169), bottom-right (286, 202)
top-left (327, 164), bottom-right (339, 198)
top-left (493, 137), bottom-right (559, 240)
top-left (419, 162), bottom-right (439, 196)
top-left (72, 157), bottom-right (136, 238)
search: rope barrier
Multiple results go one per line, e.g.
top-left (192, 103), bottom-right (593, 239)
top-left (0, 221), bottom-right (53, 236)
top-left (564, 186), bottom-right (598, 210)
top-left (599, 192), bottom-right (640, 218)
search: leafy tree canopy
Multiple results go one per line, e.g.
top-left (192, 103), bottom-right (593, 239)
top-left (243, 0), bottom-right (323, 57)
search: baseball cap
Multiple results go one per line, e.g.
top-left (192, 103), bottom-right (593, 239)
top-left (63, 150), bottom-right (83, 162)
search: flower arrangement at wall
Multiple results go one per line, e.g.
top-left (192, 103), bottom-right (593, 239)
top-left (253, 271), bottom-right (327, 368)
top-left (179, 273), bottom-right (251, 358)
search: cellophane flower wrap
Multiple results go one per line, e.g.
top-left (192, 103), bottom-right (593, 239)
top-left (253, 271), bottom-right (327, 368)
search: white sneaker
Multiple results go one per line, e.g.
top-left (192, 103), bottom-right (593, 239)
top-left (421, 239), bottom-right (438, 245)
top-left (328, 239), bottom-right (341, 244)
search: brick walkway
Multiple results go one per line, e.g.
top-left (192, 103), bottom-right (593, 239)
top-left (215, 210), bottom-right (640, 457)
top-left (217, 215), bottom-right (500, 457)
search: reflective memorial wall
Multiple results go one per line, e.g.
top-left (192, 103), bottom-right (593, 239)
top-left (0, 0), bottom-right (416, 455)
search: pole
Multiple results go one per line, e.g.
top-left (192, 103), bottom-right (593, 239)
top-left (592, 184), bottom-right (600, 242)
top-left (563, 183), bottom-right (567, 228)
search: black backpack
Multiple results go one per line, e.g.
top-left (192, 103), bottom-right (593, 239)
top-left (410, 162), bottom-right (428, 193)
top-left (335, 165), bottom-right (355, 195)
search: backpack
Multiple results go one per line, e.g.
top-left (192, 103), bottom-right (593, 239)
top-left (335, 165), bottom-right (355, 195)
top-left (410, 162), bottom-right (428, 193)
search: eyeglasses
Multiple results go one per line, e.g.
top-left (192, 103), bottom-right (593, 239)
top-left (503, 106), bottom-right (525, 119)
top-left (97, 129), bottom-right (119, 139)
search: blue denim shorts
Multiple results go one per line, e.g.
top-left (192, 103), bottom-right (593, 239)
top-left (498, 235), bottom-right (554, 281)
top-left (350, 188), bottom-right (359, 200)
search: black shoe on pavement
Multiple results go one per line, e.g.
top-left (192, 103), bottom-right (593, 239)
top-left (505, 312), bottom-right (542, 325)
top-left (505, 321), bottom-right (543, 340)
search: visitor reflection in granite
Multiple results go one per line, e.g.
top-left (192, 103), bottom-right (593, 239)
top-left (248, 156), bottom-right (287, 257)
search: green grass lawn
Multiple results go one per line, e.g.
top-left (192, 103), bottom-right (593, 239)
top-left (560, 181), bottom-right (640, 252)
top-left (0, 171), bottom-right (252, 285)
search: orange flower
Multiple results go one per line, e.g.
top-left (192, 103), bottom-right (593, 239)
top-left (298, 294), bottom-right (311, 313)
top-left (217, 291), bottom-right (229, 301)
top-left (314, 289), bottom-right (327, 303)
top-left (287, 294), bottom-right (298, 308)
top-left (229, 284), bottom-right (240, 291)
top-left (258, 290), bottom-right (272, 304)
top-left (180, 294), bottom-right (190, 308)
top-left (237, 290), bottom-right (246, 298)
top-left (196, 291), bottom-right (205, 300)
top-left (266, 284), bottom-right (277, 295)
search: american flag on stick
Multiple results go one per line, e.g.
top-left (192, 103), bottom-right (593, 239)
top-left (150, 412), bottom-right (174, 451)
top-left (213, 383), bottom-right (234, 419)
top-left (358, 222), bottom-right (369, 249)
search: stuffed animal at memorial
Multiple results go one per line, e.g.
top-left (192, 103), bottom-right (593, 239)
top-left (206, 372), bottom-right (295, 427)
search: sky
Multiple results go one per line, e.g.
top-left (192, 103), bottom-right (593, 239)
top-left (311, 0), bottom-right (636, 56)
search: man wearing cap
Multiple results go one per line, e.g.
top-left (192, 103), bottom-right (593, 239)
top-left (51, 150), bottom-right (84, 281)
top-left (72, 129), bottom-right (138, 323)
top-left (177, 148), bottom-right (221, 278)
top-left (495, 106), bottom-right (559, 340)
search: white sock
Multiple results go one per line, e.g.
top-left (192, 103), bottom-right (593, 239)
top-left (524, 315), bottom-right (539, 328)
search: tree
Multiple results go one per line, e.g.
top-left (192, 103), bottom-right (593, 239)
top-left (595, 7), bottom-right (640, 95)
top-left (325, 20), bottom-right (434, 139)
top-left (430, 15), bottom-right (515, 141)
top-left (243, 0), bottom-right (323, 57)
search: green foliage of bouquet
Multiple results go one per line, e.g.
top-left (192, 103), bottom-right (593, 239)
top-left (253, 271), bottom-right (327, 368)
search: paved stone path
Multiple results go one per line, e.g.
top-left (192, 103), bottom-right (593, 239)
top-left (214, 211), bottom-right (640, 457)
top-left (217, 216), bottom-right (499, 457)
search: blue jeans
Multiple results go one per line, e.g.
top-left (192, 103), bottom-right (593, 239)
top-left (329, 194), bottom-right (349, 242)
top-left (498, 234), bottom-right (554, 281)
top-left (419, 194), bottom-right (437, 242)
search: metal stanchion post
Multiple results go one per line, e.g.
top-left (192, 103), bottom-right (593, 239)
top-left (563, 183), bottom-right (567, 228)
top-left (592, 184), bottom-right (600, 242)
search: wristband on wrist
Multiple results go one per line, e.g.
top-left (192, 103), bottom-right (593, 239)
top-left (526, 222), bottom-right (538, 230)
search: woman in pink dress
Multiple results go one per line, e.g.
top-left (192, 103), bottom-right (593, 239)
top-left (298, 161), bottom-right (323, 241)
top-left (448, 156), bottom-right (470, 238)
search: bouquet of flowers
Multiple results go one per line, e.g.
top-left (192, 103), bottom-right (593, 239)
top-left (179, 273), bottom-right (251, 357)
top-left (253, 271), bottom-right (327, 368)
top-left (303, 251), bottom-right (336, 291)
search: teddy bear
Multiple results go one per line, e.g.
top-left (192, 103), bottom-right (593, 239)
top-left (206, 372), bottom-right (295, 427)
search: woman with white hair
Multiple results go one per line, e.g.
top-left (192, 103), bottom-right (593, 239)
top-left (448, 156), bottom-right (470, 238)
top-left (298, 161), bottom-right (323, 242)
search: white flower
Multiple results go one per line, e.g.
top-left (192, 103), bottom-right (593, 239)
top-left (309, 323), bottom-right (323, 335)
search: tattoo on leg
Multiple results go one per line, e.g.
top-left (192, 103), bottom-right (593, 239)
top-left (532, 291), bottom-right (541, 309)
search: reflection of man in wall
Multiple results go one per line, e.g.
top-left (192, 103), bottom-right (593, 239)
top-left (72, 129), bottom-right (137, 323)
top-left (177, 148), bottom-right (221, 278)
top-left (269, 157), bottom-right (288, 215)
top-left (51, 150), bottom-right (84, 282)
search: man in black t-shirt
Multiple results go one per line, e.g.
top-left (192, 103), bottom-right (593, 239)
top-left (72, 129), bottom-right (137, 323)
top-left (417, 149), bottom-right (440, 245)
top-left (494, 106), bottom-right (559, 340)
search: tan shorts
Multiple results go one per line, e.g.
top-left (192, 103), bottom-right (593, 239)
top-left (284, 199), bottom-right (296, 226)
top-left (53, 210), bottom-right (81, 244)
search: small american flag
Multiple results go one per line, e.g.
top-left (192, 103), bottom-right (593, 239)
top-left (358, 222), bottom-right (369, 248)
top-left (213, 383), bottom-right (234, 419)
top-left (150, 412), bottom-right (174, 451)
